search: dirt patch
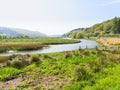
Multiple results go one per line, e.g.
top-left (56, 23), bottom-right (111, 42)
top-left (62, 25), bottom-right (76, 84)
top-left (24, 75), bottom-right (71, 90)
top-left (0, 76), bottom-right (23, 90)
top-left (41, 76), bottom-right (64, 89)
top-left (0, 74), bottom-right (71, 90)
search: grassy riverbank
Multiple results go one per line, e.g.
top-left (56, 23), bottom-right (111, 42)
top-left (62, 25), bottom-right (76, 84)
top-left (0, 38), bottom-right (80, 52)
top-left (0, 48), bottom-right (120, 89)
top-left (0, 38), bottom-right (80, 44)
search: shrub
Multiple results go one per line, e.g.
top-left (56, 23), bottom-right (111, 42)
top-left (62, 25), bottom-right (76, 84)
top-left (7, 55), bottom-right (31, 68)
top-left (65, 52), bottom-right (73, 59)
top-left (83, 51), bottom-right (91, 56)
top-left (10, 60), bottom-right (22, 69)
top-left (0, 56), bottom-right (9, 63)
top-left (43, 54), bottom-right (56, 60)
top-left (74, 65), bottom-right (92, 81)
top-left (31, 56), bottom-right (41, 64)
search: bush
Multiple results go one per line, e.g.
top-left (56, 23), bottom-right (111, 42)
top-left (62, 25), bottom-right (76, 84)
top-left (4, 55), bottom-right (41, 69)
top-left (0, 56), bottom-right (9, 63)
top-left (31, 56), bottom-right (41, 64)
top-left (43, 54), bottom-right (56, 59)
top-left (65, 52), bottom-right (73, 59)
top-left (10, 60), bottom-right (22, 69)
top-left (74, 65), bottom-right (92, 81)
top-left (83, 51), bottom-right (91, 56)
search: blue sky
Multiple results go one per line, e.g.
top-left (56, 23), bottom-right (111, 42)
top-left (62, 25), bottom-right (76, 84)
top-left (0, 0), bottom-right (120, 35)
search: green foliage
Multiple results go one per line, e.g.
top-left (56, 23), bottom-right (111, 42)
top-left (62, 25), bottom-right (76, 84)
top-left (31, 56), bottom-right (41, 64)
top-left (65, 51), bottom-right (73, 59)
top-left (74, 64), bottom-right (92, 81)
top-left (69, 32), bottom-right (84, 39)
top-left (0, 38), bottom-right (80, 52)
top-left (69, 32), bottom-right (77, 39)
top-left (0, 67), bottom-right (20, 80)
top-left (0, 38), bottom-right (80, 44)
top-left (0, 49), bottom-right (120, 89)
top-left (67, 17), bottom-right (120, 38)
top-left (88, 17), bottom-right (120, 36)
top-left (4, 55), bottom-right (41, 69)
top-left (84, 65), bottom-right (120, 90)
top-left (64, 82), bottom-right (84, 90)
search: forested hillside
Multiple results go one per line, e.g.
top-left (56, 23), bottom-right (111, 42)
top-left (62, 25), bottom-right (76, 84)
top-left (62, 28), bottom-right (84, 37)
top-left (67, 17), bottom-right (120, 39)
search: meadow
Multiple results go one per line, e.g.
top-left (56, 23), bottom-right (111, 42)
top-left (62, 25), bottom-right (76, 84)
top-left (0, 48), bottom-right (120, 90)
top-left (0, 38), bottom-right (80, 52)
top-left (0, 38), bottom-right (80, 44)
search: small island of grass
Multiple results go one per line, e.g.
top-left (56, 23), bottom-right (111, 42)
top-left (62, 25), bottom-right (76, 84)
top-left (0, 38), bottom-right (80, 52)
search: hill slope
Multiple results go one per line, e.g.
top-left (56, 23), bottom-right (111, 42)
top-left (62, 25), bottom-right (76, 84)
top-left (0, 27), bottom-right (22, 37)
top-left (62, 28), bottom-right (84, 37)
top-left (84, 17), bottom-right (120, 37)
top-left (13, 28), bottom-right (47, 38)
top-left (64, 17), bottom-right (120, 38)
top-left (0, 27), bottom-right (47, 38)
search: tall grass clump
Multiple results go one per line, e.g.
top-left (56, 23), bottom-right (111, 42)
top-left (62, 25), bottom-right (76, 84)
top-left (65, 51), bottom-right (73, 59)
top-left (31, 56), bottom-right (41, 65)
top-left (5, 55), bottom-right (41, 69)
top-left (74, 64), bottom-right (92, 81)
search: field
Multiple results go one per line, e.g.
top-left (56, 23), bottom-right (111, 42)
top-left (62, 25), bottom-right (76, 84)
top-left (97, 38), bottom-right (120, 46)
top-left (0, 38), bottom-right (80, 44)
top-left (0, 38), bottom-right (80, 52)
top-left (0, 48), bottom-right (120, 89)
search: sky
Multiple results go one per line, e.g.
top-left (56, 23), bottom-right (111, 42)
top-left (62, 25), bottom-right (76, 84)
top-left (0, 0), bottom-right (120, 35)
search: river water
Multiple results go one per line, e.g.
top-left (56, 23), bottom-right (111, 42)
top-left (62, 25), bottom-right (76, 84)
top-left (0, 39), bottom-right (98, 56)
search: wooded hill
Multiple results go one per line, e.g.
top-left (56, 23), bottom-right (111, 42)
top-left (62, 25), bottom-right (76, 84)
top-left (65, 17), bottom-right (120, 39)
top-left (62, 28), bottom-right (84, 37)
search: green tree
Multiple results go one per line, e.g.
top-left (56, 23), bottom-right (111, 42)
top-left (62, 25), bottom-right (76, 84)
top-left (112, 17), bottom-right (119, 34)
top-left (76, 32), bottom-right (84, 39)
top-left (103, 23), bottom-right (112, 34)
top-left (69, 32), bottom-right (77, 39)
top-left (117, 19), bottom-right (120, 33)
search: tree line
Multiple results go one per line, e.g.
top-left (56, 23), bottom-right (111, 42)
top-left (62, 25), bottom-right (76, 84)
top-left (69, 17), bottom-right (120, 39)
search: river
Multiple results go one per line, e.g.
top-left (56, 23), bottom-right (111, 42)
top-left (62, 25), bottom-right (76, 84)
top-left (0, 39), bottom-right (98, 56)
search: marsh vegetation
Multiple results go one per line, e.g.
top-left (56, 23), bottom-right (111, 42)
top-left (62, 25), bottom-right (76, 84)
top-left (0, 48), bottom-right (120, 89)
top-left (0, 38), bottom-right (80, 52)
top-left (0, 26), bottom-right (119, 90)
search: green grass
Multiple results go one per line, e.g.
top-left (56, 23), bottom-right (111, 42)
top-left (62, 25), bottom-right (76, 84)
top-left (0, 38), bottom-right (80, 52)
top-left (0, 49), bottom-right (120, 89)
top-left (0, 38), bottom-right (80, 44)
top-left (103, 34), bottom-right (120, 37)
top-left (83, 65), bottom-right (120, 90)
top-left (0, 67), bottom-right (20, 81)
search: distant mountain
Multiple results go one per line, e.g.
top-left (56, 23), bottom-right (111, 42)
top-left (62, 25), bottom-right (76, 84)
top-left (62, 28), bottom-right (84, 37)
top-left (0, 27), bottom-right (22, 37)
top-left (0, 27), bottom-right (47, 38)
top-left (13, 28), bottom-right (47, 38)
